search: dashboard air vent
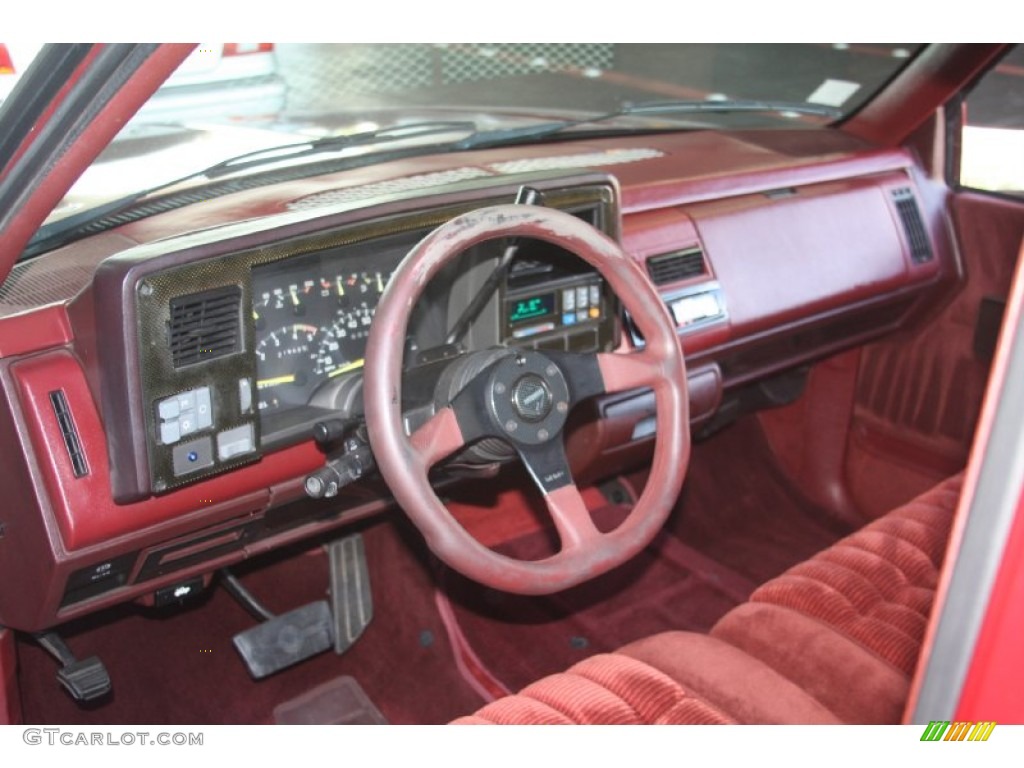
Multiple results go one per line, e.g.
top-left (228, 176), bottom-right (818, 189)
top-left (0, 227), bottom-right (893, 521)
top-left (50, 390), bottom-right (88, 477)
top-left (892, 188), bottom-right (933, 264)
top-left (646, 248), bottom-right (707, 286)
top-left (168, 286), bottom-right (242, 368)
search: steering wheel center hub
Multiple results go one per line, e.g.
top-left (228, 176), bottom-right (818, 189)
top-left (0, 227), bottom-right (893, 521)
top-left (512, 374), bottom-right (553, 421)
top-left (487, 351), bottom-right (569, 444)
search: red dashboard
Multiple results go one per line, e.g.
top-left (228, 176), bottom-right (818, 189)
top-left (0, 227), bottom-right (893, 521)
top-left (0, 128), bottom-right (957, 631)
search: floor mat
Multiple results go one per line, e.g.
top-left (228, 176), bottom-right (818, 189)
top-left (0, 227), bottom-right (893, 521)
top-left (273, 676), bottom-right (387, 724)
top-left (15, 518), bottom-right (485, 725)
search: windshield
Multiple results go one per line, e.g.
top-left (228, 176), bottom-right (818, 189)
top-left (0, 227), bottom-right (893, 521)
top-left (41, 43), bottom-right (925, 227)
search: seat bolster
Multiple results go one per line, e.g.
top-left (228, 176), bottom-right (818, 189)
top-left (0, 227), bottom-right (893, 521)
top-left (619, 631), bottom-right (841, 724)
top-left (711, 603), bottom-right (909, 724)
top-left (452, 651), bottom-right (734, 725)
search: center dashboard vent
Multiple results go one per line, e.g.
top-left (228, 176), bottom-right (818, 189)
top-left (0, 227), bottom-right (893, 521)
top-left (168, 285), bottom-right (242, 368)
top-left (891, 187), bottom-right (933, 264)
top-left (645, 248), bottom-right (707, 286)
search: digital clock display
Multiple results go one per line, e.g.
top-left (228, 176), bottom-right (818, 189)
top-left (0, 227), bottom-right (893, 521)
top-left (508, 293), bottom-right (556, 324)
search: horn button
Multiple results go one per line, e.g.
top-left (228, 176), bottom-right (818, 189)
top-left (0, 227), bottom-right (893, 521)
top-left (512, 375), bottom-right (553, 421)
top-left (487, 351), bottom-right (570, 445)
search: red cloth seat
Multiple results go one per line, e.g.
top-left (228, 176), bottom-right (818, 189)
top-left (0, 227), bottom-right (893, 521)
top-left (455, 473), bottom-right (962, 725)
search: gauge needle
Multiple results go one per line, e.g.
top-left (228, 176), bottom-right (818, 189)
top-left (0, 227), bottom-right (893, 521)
top-left (257, 374), bottom-right (296, 389)
top-left (328, 358), bottom-right (365, 377)
top-left (336, 276), bottom-right (345, 297)
top-left (289, 286), bottom-right (300, 306)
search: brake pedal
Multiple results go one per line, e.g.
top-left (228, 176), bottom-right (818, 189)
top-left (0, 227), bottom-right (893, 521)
top-left (326, 533), bottom-right (373, 654)
top-left (232, 601), bottom-right (334, 679)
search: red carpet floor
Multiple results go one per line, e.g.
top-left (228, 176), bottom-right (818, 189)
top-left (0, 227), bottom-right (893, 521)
top-left (16, 519), bottom-right (486, 725)
top-left (440, 418), bottom-right (849, 693)
top-left (15, 417), bottom-right (848, 724)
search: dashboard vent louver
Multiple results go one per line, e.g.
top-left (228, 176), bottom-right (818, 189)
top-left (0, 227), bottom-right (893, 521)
top-left (892, 188), bottom-right (933, 264)
top-left (646, 248), bottom-right (707, 286)
top-left (168, 286), bottom-right (242, 368)
top-left (49, 390), bottom-right (88, 477)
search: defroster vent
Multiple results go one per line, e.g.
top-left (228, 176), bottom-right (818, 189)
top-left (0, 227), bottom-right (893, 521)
top-left (645, 248), bottom-right (707, 286)
top-left (892, 188), bottom-right (933, 264)
top-left (168, 286), bottom-right (242, 368)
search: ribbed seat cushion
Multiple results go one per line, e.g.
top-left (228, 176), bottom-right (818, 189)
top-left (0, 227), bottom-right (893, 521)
top-left (454, 653), bottom-right (734, 725)
top-left (454, 473), bottom-right (962, 724)
top-left (710, 472), bottom-right (961, 722)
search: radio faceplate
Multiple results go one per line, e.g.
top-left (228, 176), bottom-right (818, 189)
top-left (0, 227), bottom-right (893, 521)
top-left (501, 273), bottom-right (614, 353)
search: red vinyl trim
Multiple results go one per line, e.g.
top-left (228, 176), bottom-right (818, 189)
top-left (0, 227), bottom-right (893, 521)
top-left (952, 238), bottom-right (1024, 723)
top-left (0, 627), bottom-right (20, 724)
top-left (433, 586), bottom-right (512, 702)
top-left (842, 44), bottom-right (1008, 146)
top-left (0, 45), bottom-right (194, 290)
top-left (10, 349), bottom-right (324, 551)
top-left (0, 46), bottom-right (103, 182)
top-left (906, 237), bottom-right (1024, 722)
top-left (0, 306), bottom-right (72, 358)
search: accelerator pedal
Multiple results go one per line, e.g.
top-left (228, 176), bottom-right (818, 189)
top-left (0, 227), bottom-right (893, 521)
top-left (232, 601), bottom-right (334, 680)
top-left (327, 533), bottom-right (373, 654)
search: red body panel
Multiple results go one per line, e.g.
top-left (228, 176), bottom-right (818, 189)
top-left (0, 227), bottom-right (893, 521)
top-left (956, 481), bottom-right (1024, 721)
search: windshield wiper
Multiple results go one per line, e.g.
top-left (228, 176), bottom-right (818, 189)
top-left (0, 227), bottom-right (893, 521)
top-left (24, 120), bottom-right (478, 258)
top-left (455, 99), bottom-right (844, 150)
top-left (199, 120), bottom-right (479, 179)
top-left (23, 100), bottom-right (841, 259)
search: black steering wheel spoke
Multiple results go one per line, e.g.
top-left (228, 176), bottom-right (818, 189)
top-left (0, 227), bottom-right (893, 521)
top-left (542, 350), bottom-right (606, 405)
top-left (516, 438), bottom-right (601, 549)
top-left (365, 204), bottom-right (689, 594)
top-left (516, 438), bottom-right (574, 494)
top-left (447, 368), bottom-right (503, 446)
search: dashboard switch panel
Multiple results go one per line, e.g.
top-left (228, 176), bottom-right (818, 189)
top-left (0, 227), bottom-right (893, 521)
top-left (217, 424), bottom-right (255, 461)
top-left (157, 386), bottom-right (214, 445)
top-left (172, 437), bottom-right (214, 476)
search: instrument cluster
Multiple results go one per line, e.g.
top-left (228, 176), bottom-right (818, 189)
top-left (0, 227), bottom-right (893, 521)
top-left (253, 269), bottom-right (388, 413)
top-left (249, 231), bottom-right (419, 416)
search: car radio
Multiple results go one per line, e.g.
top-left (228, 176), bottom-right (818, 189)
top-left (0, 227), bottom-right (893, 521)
top-left (501, 270), bottom-right (614, 353)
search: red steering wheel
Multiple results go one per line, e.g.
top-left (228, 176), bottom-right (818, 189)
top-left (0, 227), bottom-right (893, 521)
top-left (364, 205), bottom-right (689, 595)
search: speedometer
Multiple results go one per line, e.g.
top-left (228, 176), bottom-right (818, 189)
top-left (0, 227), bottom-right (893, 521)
top-left (314, 303), bottom-right (374, 379)
top-left (255, 323), bottom-right (319, 412)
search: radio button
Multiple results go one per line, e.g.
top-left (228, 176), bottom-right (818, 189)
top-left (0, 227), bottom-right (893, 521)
top-left (562, 288), bottom-right (575, 311)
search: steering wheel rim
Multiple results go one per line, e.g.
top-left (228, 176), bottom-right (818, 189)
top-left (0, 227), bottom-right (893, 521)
top-left (364, 205), bottom-right (689, 595)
